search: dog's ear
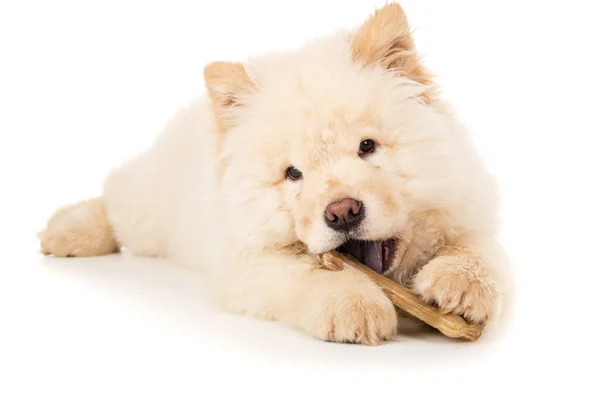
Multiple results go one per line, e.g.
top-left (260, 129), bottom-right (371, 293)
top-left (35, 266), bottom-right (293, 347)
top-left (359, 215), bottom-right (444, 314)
top-left (351, 3), bottom-right (433, 102)
top-left (204, 61), bottom-right (255, 133)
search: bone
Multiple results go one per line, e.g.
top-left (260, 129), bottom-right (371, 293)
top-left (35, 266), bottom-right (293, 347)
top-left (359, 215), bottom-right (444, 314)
top-left (319, 251), bottom-right (484, 342)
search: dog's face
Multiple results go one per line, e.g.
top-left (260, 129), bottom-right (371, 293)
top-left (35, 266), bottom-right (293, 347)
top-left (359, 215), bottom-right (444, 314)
top-left (205, 4), bottom-right (460, 274)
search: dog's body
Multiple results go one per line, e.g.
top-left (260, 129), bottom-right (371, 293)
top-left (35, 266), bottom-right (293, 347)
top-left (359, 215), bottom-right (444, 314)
top-left (39, 3), bottom-right (510, 345)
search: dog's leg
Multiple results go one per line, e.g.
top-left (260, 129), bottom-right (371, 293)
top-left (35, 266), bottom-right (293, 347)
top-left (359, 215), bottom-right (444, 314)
top-left (411, 244), bottom-right (500, 325)
top-left (38, 197), bottom-right (119, 257)
top-left (208, 252), bottom-right (398, 345)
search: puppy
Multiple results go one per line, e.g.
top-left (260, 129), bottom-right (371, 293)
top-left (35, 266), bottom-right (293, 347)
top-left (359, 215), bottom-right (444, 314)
top-left (39, 3), bottom-right (509, 345)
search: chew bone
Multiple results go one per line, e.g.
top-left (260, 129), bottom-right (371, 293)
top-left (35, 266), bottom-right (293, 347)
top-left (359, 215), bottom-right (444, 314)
top-left (320, 251), bottom-right (484, 342)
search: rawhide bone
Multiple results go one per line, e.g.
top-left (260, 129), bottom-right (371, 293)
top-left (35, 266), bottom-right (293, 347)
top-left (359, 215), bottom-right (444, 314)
top-left (320, 251), bottom-right (484, 342)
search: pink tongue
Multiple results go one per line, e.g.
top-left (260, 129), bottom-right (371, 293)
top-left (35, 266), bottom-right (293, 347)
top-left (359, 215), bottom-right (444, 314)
top-left (339, 240), bottom-right (383, 274)
top-left (363, 242), bottom-right (383, 274)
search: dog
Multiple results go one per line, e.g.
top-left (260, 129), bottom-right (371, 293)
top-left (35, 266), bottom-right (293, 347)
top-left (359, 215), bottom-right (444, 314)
top-left (39, 3), bottom-right (509, 345)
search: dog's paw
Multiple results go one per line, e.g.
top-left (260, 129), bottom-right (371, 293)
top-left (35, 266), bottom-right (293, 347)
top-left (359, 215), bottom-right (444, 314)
top-left (38, 198), bottom-right (118, 257)
top-left (412, 255), bottom-right (499, 325)
top-left (305, 279), bottom-right (397, 345)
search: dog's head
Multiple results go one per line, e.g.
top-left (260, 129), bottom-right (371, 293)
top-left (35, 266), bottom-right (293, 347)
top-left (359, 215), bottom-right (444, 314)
top-left (204, 3), bottom-right (471, 274)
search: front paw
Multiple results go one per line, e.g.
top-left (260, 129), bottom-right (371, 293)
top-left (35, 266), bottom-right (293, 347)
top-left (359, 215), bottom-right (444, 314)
top-left (303, 274), bottom-right (398, 345)
top-left (413, 255), bottom-right (499, 325)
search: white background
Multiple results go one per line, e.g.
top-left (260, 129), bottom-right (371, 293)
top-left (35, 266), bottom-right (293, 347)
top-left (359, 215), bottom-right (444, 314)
top-left (1, 1), bottom-right (599, 397)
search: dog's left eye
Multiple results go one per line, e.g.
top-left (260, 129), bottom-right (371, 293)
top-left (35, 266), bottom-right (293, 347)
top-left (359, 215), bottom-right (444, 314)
top-left (358, 139), bottom-right (376, 156)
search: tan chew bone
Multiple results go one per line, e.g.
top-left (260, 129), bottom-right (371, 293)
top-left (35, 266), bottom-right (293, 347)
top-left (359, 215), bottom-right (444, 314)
top-left (320, 251), bottom-right (484, 342)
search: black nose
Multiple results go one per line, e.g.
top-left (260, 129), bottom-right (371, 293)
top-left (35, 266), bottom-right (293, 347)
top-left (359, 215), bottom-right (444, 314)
top-left (324, 198), bottom-right (365, 231)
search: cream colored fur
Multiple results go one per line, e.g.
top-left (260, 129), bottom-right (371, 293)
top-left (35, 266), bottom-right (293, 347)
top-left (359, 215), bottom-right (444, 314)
top-left (38, 3), bottom-right (512, 345)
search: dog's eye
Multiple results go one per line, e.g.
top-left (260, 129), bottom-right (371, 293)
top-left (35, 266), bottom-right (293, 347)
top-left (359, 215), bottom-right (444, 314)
top-left (286, 166), bottom-right (303, 181)
top-left (358, 139), bottom-right (376, 156)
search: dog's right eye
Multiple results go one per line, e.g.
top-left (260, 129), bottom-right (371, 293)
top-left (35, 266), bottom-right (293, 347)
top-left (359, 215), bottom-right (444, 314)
top-left (358, 139), bottom-right (376, 156)
top-left (286, 166), bottom-right (303, 181)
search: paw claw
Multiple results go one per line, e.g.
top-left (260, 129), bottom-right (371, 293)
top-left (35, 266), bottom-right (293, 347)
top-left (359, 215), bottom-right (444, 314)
top-left (328, 325), bottom-right (335, 340)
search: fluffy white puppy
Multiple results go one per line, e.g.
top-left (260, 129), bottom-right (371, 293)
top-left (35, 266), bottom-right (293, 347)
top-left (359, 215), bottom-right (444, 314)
top-left (39, 3), bottom-right (510, 345)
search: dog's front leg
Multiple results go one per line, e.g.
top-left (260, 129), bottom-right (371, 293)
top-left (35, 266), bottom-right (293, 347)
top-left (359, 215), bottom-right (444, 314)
top-left (411, 244), bottom-right (500, 325)
top-left (207, 252), bottom-right (398, 345)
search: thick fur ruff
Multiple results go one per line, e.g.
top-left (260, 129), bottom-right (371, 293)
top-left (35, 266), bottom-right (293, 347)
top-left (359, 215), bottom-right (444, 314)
top-left (39, 3), bottom-right (513, 345)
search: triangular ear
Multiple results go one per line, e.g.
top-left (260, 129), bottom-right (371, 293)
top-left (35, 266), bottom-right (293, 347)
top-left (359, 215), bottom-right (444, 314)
top-left (204, 61), bottom-right (255, 133)
top-left (350, 3), bottom-right (434, 102)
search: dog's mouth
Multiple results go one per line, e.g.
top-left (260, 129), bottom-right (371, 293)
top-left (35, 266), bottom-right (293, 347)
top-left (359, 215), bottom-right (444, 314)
top-left (335, 239), bottom-right (397, 274)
